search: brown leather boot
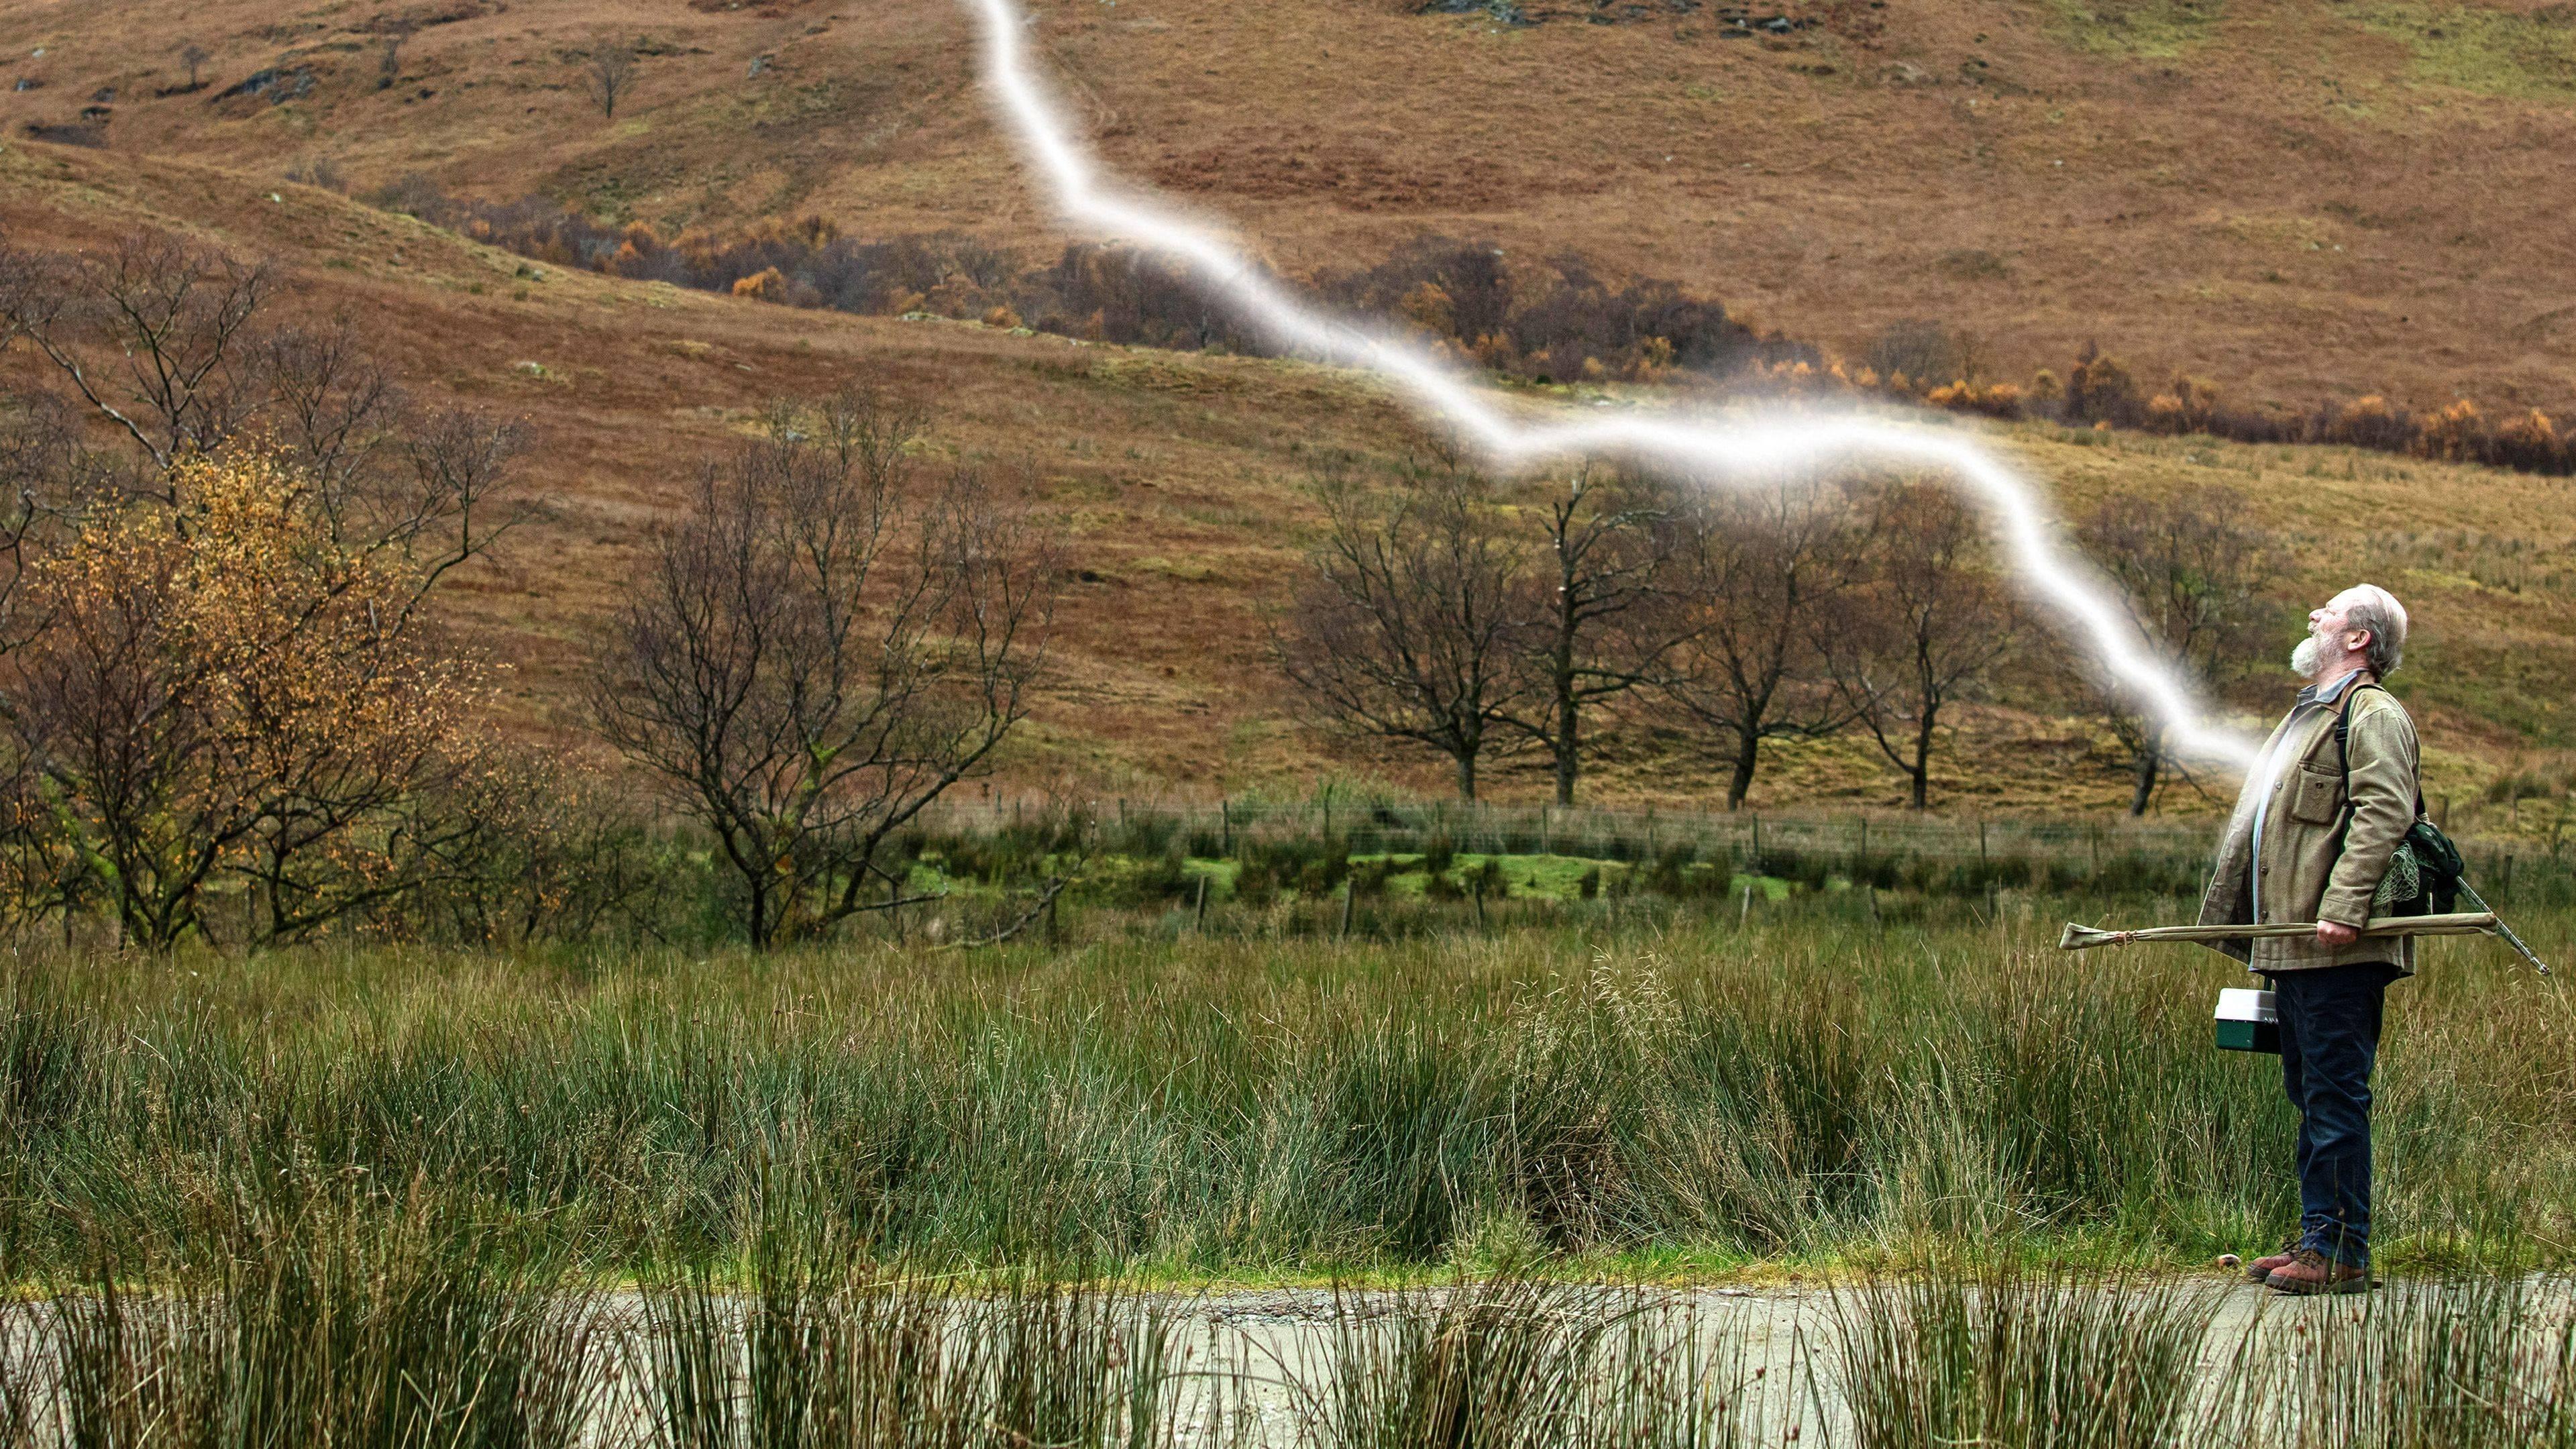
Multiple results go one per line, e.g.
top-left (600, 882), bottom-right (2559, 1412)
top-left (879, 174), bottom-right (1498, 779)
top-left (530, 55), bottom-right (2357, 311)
top-left (2246, 1235), bottom-right (2300, 1284)
top-left (2266, 1248), bottom-right (2370, 1295)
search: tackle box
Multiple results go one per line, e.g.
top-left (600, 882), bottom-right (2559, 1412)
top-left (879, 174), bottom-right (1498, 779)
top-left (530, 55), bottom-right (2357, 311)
top-left (2214, 987), bottom-right (2279, 1054)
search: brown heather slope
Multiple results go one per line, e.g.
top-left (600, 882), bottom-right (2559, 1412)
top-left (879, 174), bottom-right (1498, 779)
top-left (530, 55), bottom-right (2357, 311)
top-left (0, 139), bottom-right (1440, 800)
top-left (5, 138), bottom-right (2572, 826)
top-left (2, 0), bottom-right (2571, 417)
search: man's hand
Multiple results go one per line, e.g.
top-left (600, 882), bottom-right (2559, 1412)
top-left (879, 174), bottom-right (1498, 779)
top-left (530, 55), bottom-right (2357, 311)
top-left (2317, 919), bottom-right (2361, 947)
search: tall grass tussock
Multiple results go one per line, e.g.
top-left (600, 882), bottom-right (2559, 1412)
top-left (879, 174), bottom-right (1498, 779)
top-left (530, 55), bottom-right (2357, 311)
top-left (0, 880), bottom-right (2567, 1445)
top-left (0, 902), bottom-right (2566, 1279)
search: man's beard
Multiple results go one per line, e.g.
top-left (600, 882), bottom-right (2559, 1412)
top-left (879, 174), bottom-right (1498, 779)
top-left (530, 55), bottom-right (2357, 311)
top-left (2291, 629), bottom-right (2330, 680)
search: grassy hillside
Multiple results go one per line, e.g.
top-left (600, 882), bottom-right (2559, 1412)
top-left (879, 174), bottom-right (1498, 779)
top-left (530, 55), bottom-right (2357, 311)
top-left (3, 137), bottom-right (2573, 828)
top-left (3, 0), bottom-right (2571, 417)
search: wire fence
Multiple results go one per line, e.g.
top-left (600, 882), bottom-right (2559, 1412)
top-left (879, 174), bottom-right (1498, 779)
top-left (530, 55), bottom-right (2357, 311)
top-left (920, 794), bottom-right (2567, 884)
top-left (924, 796), bottom-right (2226, 865)
top-left (894, 794), bottom-right (2576, 919)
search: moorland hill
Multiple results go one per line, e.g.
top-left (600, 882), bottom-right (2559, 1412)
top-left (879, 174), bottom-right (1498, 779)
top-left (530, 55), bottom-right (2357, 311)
top-left (4, 0), bottom-right (2571, 414)
top-left (1, 0), bottom-right (2571, 823)
top-left (6, 140), bottom-right (2571, 824)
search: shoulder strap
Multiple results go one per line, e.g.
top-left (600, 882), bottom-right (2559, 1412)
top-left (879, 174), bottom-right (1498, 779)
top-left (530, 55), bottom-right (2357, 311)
top-left (2332, 681), bottom-right (2368, 796)
top-left (2335, 681), bottom-right (2425, 824)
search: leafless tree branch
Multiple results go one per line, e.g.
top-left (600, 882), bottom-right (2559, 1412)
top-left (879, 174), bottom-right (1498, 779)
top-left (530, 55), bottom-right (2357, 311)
top-left (589, 385), bottom-right (1061, 947)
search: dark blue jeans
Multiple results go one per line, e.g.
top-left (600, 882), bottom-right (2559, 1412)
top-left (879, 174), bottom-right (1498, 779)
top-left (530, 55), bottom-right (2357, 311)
top-left (2268, 963), bottom-right (2404, 1269)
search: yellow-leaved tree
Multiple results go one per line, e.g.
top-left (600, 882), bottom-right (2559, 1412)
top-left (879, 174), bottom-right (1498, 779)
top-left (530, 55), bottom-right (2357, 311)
top-left (11, 451), bottom-right (490, 947)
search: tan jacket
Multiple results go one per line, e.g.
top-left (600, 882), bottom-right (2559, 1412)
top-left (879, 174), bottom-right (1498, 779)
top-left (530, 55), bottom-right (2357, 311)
top-left (2196, 676), bottom-right (2422, 974)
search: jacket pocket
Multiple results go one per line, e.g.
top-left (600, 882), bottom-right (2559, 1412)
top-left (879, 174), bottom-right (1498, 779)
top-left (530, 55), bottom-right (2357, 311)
top-left (2287, 765), bottom-right (2344, 826)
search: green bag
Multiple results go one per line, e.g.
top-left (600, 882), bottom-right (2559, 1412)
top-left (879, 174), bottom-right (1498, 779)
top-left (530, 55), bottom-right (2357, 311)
top-left (2337, 684), bottom-right (2462, 917)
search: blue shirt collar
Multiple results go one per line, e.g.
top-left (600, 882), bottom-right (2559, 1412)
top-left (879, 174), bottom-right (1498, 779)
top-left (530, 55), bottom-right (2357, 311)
top-left (2294, 670), bottom-right (2367, 710)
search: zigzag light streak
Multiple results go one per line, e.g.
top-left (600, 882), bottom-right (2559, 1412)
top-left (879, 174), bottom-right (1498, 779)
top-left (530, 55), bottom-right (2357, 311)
top-left (962, 0), bottom-right (2259, 770)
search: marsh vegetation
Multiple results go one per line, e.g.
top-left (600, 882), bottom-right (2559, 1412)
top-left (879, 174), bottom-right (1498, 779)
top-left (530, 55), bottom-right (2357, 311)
top-left (0, 1224), bottom-right (2568, 1448)
top-left (3, 895), bottom-right (2565, 1280)
top-left (0, 616), bottom-right (2562, 1444)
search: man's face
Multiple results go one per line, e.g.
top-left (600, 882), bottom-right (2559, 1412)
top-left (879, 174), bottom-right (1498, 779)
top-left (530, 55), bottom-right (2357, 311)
top-left (2292, 590), bottom-right (2371, 679)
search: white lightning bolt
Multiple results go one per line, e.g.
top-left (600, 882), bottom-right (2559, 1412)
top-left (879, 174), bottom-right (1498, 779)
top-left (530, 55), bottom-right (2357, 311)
top-left (961, 0), bottom-right (2259, 770)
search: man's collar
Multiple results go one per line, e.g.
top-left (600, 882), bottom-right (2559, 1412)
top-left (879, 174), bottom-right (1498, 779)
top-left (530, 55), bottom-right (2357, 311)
top-left (2295, 670), bottom-right (2367, 710)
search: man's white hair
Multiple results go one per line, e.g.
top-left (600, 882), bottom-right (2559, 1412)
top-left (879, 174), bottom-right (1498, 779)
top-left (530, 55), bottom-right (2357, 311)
top-left (2341, 584), bottom-right (2408, 677)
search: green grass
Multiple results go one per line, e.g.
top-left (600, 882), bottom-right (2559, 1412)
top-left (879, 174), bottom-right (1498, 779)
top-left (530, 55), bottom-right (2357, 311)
top-left (638, 1263), bottom-right (1177, 1449)
top-left (9, 1242), bottom-right (2569, 1445)
top-left (2355, 3), bottom-right (2576, 100)
top-left (1307, 1278), bottom-right (1767, 1449)
top-left (1342, 853), bottom-right (1789, 904)
top-left (1833, 1265), bottom-right (2216, 1448)
top-left (30, 1200), bottom-right (597, 1448)
top-left (1, 898), bottom-right (2569, 1285)
top-left (2204, 1271), bottom-right (2576, 1446)
top-left (2039, 0), bottom-right (2225, 57)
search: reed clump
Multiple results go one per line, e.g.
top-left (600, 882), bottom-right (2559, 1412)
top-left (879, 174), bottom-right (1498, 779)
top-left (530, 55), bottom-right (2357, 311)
top-left (2204, 1272), bottom-right (2576, 1448)
top-left (0, 1228), bottom-right (2571, 1446)
top-left (1301, 1279), bottom-right (1768, 1449)
top-left (0, 902), bottom-right (2567, 1281)
top-left (1832, 1264), bottom-right (2216, 1449)
top-left (23, 1196), bottom-right (599, 1449)
top-left (637, 1247), bottom-right (1177, 1449)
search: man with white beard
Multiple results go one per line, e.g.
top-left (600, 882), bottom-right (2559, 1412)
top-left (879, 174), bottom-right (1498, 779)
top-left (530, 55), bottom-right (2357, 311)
top-left (2196, 584), bottom-right (2419, 1295)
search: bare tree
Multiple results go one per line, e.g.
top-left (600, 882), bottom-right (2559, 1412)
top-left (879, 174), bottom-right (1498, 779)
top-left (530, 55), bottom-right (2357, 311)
top-left (1, 233), bottom-right (270, 478)
top-left (1274, 466), bottom-right (1536, 802)
top-left (584, 44), bottom-right (637, 119)
top-left (1504, 467), bottom-right (1686, 807)
top-left (590, 389), bottom-right (1059, 948)
top-left (1824, 480), bottom-right (2017, 810)
top-left (1864, 319), bottom-right (1988, 388)
top-left (1, 251), bottom-right (125, 715)
top-left (176, 42), bottom-right (211, 91)
top-left (379, 22), bottom-right (413, 91)
top-left (262, 317), bottom-right (402, 509)
top-left (2078, 487), bottom-right (2275, 815)
top-left (0, 394), bottom-right (99, 930)
top-left (409, 751), bottom-right (674, 947)
top-left (252, 317), bottom-right (531, 611)
top-left (380, 407), bottom-right (531, 609)
top-left (1656, 480), bottom-right (1867, 810)
top-left (0, 393), bottom-right (101, 648)
top-left (0, 243), bottom-right (45, 354)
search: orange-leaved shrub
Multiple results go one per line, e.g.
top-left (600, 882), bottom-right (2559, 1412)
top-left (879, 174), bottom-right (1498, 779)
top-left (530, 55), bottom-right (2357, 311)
top-left (7, 449), bottom-right (490, 946)
top-left (366, 179), bottom-right (2574, 477)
